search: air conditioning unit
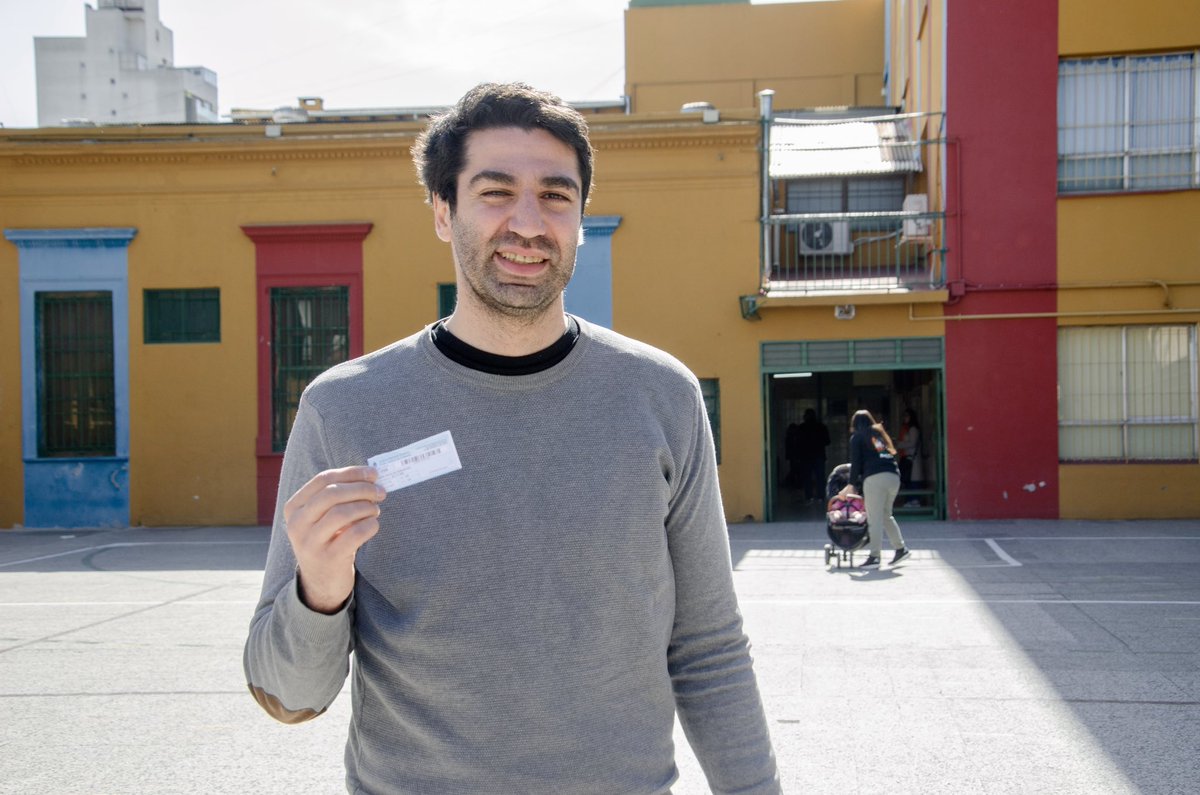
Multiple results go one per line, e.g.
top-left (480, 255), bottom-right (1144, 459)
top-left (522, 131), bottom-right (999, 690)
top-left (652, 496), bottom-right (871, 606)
top-left (901, 193), bottom-right (932, 241)
top-left (799, 220), bottom-right (852, 255)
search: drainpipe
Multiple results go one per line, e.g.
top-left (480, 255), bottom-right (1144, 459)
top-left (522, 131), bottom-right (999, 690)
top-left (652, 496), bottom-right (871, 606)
top-left (758, 89), bottom-right (775, 293)
top-left (910, 305), bottom-right (1200, 323)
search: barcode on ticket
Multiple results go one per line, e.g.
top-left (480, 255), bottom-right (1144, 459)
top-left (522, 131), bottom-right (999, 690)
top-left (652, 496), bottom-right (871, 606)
top-left (367, 430), bottom-right (462, 493)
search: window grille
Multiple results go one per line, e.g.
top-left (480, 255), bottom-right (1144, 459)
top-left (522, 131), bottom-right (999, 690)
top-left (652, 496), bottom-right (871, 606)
top-left (437, 283), bottom-right (457, 320)
top-left (270, 286), bottom-right (350, 451)
top-left (762, 338), bottom-right (944, 370)
top-left (35, 291), bottom-right (116, 457)
top-left (699, 378), bottom-right (721, 464)
top-left (1058, 52), bottom-right (1199, 193)
top-left (144, 288), bottom-right (220, 343)
top-left (1058, 325), bottom-right (1199, 462)
top-left (786, 176), bottom-right (907, 214)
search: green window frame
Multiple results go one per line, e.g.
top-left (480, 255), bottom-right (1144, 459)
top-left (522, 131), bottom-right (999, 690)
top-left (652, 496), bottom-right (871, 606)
top-left (438, 282), bottom-right (457, 320)
top-left (699, 378), bottom-right (721, 464)
top-left (1058, 325), bottom-right (1199, 462)
top-left (35, 291), bottom-right (116, 457)
top-left (270, 286), bottom-right (350, 451)
top-left (144, 288), bottom-right (220, 343)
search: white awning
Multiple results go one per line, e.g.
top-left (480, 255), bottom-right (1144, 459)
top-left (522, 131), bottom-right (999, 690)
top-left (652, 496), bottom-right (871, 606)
top-left (769, 118), bottom-right (922, 179)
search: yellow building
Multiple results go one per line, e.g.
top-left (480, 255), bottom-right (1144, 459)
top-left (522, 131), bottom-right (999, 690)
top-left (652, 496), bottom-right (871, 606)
top-left (1055, 0), bottom-right (1200, 517)
top-left (2, 0), bottom-right (1197, 528)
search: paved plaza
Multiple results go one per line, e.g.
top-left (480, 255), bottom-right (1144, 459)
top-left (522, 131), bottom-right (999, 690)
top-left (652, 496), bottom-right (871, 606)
top-left (1, 518), bottom-right (1197, 794)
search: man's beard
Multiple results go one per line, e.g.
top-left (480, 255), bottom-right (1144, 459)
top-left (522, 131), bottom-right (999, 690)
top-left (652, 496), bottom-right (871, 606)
top-left (453, 228), bottom-right (576, 323)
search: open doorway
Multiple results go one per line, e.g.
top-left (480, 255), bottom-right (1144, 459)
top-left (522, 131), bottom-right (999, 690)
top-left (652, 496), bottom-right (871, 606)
top-left (765, 366), bottom-right (943, 522)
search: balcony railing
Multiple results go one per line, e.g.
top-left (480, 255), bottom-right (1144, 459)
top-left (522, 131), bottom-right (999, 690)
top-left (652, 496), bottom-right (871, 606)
top-left (762, 209), bottom-right (946, 294)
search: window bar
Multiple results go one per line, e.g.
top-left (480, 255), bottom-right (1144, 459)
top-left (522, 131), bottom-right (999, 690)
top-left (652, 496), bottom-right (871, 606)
top-left (1119, 327), bottom-right (1129, 460)
top-left (36, 292), bottom-right (116, 457)
top-left (1121, 57), bottom-right (1132, 191)
top-left (270, 286), bottom-right (350, 452)
top-left (1192, 325), bottom-right (1200, 458)
top-left (1194, 49), bottom-right (1200, 189)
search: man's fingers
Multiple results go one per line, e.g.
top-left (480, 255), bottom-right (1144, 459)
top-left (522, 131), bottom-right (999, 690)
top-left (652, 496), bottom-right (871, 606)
top-left (319, 498), bottom-right (382, 542)
top-left (284, 466), bottom-right (380, 524)
top-left (297, 480), bottom-right (386, 527)
top-left (289, 494), bottom-right (382, 552)
top-left (328, 511), bottom-right (382, 551)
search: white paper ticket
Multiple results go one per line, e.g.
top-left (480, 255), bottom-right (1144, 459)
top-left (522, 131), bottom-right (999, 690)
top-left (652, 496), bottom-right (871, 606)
top-left (367, 431), bottom-right (462, 493)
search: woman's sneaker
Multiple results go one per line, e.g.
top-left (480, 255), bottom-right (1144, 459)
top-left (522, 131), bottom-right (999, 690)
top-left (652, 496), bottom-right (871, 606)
top-left (891, 547), bottom-right (912, 565)
top-left (859, 555), bottom-right (880, 568)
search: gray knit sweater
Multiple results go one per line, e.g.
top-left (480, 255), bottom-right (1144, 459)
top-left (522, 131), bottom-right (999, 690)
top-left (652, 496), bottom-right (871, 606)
top-left (244, 318), bottom-right (780, 794)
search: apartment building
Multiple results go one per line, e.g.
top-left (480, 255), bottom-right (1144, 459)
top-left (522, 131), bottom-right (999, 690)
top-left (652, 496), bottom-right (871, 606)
top-left (34, 0), bottom-right (217, 126)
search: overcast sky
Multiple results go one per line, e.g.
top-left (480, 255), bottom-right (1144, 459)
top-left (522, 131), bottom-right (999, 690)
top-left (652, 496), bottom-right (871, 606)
top-left (0, 1), bottom-right (809, 128)
top-left (0, 0), bottom-right (642, 128)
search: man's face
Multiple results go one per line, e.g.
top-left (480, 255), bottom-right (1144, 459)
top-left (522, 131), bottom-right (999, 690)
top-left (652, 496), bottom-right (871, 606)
top-left (434, 126), bottom-right (583, 322)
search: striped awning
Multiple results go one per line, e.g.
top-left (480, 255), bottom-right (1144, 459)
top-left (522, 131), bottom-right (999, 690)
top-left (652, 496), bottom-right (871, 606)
top-left (768, 118), bottom-right (922, 179)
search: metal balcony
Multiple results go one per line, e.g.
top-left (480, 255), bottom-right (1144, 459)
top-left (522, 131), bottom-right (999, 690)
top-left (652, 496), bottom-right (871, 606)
top-left (762, 209), bottom-right (946, 295)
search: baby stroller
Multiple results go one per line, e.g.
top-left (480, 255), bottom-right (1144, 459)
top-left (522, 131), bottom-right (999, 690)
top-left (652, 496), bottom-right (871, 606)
top-left (823, 463), bottom-right (869, 568)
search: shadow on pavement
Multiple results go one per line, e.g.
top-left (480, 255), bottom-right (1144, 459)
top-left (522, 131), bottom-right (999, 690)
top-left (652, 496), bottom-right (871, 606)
top-left (728, 517), bottom-right (1200, 795)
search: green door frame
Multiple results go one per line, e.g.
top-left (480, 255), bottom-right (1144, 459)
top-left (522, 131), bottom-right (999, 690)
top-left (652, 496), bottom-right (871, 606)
top-left (760, 337), bottom-right (946, 522)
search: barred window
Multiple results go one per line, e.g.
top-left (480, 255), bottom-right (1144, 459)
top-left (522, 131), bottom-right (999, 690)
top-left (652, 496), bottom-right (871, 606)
top-left (437, 282), bottom-right (457, 320)
top-left (699, 378), bottom-right (721, 464)
top-left (1058, 325), bottom-right (1198, 462)
top-left (1058, 52), bottom-right (1198, 193)
top-left (786, 176), bottom-right (907, 213)
top-left (144, 288), bottom-right (220, 343)
top-left (270, 286), bottom-right (350, 451)
top-left (35, 291), bottom-right (116, 457)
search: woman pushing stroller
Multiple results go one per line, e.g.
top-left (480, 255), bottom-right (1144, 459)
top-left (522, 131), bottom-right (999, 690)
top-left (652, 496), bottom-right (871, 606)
top-left (838, 409), bottom-right (913, 569)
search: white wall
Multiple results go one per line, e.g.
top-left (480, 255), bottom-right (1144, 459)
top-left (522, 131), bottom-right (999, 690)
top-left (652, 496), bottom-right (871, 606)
top-left (34, 0), bottom-right (216, 126)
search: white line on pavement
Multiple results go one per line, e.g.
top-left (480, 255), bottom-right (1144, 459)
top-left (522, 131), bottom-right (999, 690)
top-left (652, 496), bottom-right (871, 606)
top-left (0, 540), bottom-right (266, 569)
top-left (985, 538), bottom-right (1022, 567)
top-left (4, 598), bottom-right (1197, 608)
top-left (0, 600), bottom-right (256, 607)
top-left (733, 536), bottom-right (1200, 543)
top-left (738, 598), bottom-right (1200, 606)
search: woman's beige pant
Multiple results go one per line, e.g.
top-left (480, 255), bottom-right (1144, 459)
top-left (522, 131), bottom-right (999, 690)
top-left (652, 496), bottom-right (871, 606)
top-left (864, 471), bottom-right (905, 558)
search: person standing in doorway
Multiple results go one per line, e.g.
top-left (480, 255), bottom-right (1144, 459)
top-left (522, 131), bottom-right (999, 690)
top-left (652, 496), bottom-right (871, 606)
top-left (795, 408), bottom-right (831, 502)
top-left (842, 409), bottom-right (911, 569)
top-left (243, 82), bottom-right (780, 794)
top-left (896, 408), bottom-right (924, 504)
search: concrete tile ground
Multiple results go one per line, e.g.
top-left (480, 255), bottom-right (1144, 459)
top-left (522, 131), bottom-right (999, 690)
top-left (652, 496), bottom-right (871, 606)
top-left (1, 519), bottom-right (1197, 794)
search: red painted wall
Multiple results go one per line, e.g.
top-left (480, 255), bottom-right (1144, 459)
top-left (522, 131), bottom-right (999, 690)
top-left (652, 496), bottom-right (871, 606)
top-left (943, 0), bottom-right (1060, 519)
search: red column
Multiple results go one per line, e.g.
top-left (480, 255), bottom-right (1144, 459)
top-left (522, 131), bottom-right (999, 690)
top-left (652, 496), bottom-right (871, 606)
top-left (943, 0), bottom-right (1060, 519)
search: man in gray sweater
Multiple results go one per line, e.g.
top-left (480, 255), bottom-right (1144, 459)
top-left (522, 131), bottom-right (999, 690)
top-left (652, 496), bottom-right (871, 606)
top-left (244, 82), bottom-right (780, 795)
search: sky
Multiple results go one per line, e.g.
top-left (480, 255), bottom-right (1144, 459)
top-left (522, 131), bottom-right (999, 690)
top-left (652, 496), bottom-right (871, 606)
top-left (0, 0), bottom-right (634, 128)
top-left (0, 0), bottom-right (806, 128)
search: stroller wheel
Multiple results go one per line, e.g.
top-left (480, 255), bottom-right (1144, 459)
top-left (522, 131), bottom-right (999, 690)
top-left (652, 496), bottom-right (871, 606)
top-left (823, 545), bottom-right (832, 566)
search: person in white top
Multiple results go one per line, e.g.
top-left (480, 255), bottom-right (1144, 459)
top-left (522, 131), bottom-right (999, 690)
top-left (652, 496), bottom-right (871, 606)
top-left (896, 408), bottom-right (924, 500)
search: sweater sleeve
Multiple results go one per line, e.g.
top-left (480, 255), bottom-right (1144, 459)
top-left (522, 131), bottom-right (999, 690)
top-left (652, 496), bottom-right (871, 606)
top-left (243, 394), bottom-right (354, 724)
top-left (665, 381), bottom-right (781, 794)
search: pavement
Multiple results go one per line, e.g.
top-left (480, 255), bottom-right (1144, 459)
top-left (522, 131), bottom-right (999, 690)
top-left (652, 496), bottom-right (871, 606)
top-left (1, 518), bottom-right (1197, 794)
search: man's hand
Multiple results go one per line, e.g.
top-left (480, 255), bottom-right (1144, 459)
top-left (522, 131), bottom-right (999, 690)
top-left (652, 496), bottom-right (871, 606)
top-left (283, 466), bottom-right (386, 614)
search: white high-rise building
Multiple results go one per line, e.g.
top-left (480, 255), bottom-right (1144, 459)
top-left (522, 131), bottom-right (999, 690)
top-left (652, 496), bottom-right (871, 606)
top-left (35, 0), bottom-right (218, 126)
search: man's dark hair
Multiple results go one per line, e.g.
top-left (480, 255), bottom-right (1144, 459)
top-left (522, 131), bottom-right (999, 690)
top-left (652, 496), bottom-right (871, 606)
top-left (413, 82), bottom-right (594, 212)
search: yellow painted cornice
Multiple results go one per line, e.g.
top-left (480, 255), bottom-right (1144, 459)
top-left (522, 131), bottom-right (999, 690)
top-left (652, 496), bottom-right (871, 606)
top-left (0, 120), bottom-right (424, 144)
top-left (0, 113), bottom-right (762, 165)
top-left (590, 112), bottom-right (759, 151)
top-left (4, 145), bottom-right (414, 168)
top-left (0, 131), bottom-right (418, 167)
